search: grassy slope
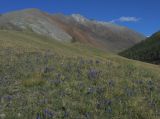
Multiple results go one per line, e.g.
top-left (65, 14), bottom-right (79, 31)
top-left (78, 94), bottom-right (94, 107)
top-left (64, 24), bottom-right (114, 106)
top-left (120, 32), bottom-right (160, 64)
top-left (0, 30), bottom-right (160, 119)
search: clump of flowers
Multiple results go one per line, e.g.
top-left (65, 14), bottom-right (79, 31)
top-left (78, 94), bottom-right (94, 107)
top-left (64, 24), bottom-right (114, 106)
top-left (88, 69), bottom-right (101, 80)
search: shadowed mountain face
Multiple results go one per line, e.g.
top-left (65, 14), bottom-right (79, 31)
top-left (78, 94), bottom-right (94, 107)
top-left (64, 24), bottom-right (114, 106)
top-left (120, 31), bottom-right (160, 64)
top-left (0, 9), bottom-right (145, 52)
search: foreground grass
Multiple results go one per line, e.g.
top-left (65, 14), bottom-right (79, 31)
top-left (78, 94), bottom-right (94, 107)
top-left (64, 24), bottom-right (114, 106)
top-left (0, 30), bottom-right (160, 119)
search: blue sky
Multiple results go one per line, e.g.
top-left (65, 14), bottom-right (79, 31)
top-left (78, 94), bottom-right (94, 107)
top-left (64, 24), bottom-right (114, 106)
top-left (0, 0), bottom-right (159, 36)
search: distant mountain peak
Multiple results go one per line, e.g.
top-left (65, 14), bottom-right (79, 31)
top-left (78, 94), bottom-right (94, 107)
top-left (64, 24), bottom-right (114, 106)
top-left (70, 14), bottom-right (126, 30)
top-left (71, 14), bottom-right (89, 23)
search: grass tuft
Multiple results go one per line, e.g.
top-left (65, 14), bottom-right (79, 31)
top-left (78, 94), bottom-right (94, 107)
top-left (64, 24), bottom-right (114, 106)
top-left (22, 78), bottom-right (45, 87)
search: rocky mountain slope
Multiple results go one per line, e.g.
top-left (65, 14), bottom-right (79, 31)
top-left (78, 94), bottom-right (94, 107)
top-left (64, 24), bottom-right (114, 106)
top-left (120, 31), bottom-right (160, 64)
top-left (0, 9), bottom-right (72, 42)
top-left (52, 14), bottom-right (145, 52)
top-left (0, 9), bottom-right (145, 52)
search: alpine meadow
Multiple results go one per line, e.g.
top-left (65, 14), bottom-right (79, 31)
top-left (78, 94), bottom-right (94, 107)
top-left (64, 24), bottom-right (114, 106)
top-left (0, 1), bottom-right (160, 119)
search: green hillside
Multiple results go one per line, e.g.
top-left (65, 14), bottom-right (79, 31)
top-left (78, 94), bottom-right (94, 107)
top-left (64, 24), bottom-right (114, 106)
top-left (0, 30), bottom-right (160, 119)
top-left (120, 31), bottom-right (160, 64)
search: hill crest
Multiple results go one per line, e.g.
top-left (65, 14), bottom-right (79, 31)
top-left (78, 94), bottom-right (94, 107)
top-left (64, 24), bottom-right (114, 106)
top-left (0, 8), bottom-right (145, 52)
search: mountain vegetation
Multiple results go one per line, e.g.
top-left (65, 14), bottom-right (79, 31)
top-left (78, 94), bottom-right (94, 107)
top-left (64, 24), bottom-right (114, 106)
top-left (120, 31), bottom-right (160, 64)
top-left (0, 30), bottom-right (160, 119)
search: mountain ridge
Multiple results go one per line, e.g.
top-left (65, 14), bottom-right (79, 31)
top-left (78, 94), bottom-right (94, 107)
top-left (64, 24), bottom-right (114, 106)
top-left (0, 8), bottom-right (73, 42)
top-left (52, 11), bottom-right (145, 52)
top-left (0, 8), bottom-right (145, 52)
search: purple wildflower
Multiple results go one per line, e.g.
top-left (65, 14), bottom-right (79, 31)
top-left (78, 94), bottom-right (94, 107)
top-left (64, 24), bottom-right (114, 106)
top-left (43, 109), bottom-right (54, 118)
top-left (53, 79), bottom-right (61, 86)
top-left (96, 60), bottom-right (100, 64)
top-left (147, 80), bottom-right (154, 92)
top-left (84, 112), bottom-right (91, 119)
top-left (36, 113), bottom-right (41, 119)
top-left (104, 99), bottom-right (112, 106)
top-left (108, 80), bottom-right (115, 87)
top-left (43, 66), bottom-right (55, 73)
top-left (88, 69), bottom-right (100, 80)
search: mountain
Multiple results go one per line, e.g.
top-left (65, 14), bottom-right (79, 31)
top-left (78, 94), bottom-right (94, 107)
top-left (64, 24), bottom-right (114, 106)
top-left (0, 9), bottom-right (72, 42)
top-left (119, 31), bottom-right (160, 64)
top-left (0, 30), bottom-right (160, 119)
top-left (52, 13), bottom-right (145, 52)
top-left (0, 9), bottom-right (145, 52)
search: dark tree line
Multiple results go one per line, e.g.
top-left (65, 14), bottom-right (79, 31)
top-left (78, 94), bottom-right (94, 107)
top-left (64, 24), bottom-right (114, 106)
top-left (119, 31), bottom-right (160, 64)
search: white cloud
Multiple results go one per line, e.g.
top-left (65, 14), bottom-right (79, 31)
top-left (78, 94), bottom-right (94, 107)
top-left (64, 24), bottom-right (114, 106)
top-left (110, 16), bottom-right (140, 23)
